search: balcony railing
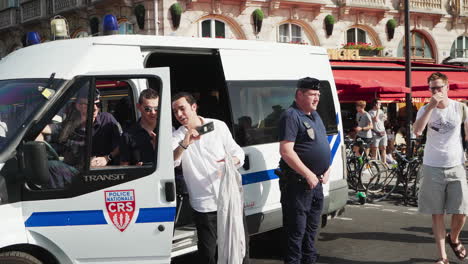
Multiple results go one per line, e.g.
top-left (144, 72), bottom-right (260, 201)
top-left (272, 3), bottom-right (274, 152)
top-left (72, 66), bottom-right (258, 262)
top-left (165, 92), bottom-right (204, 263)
top-left (20, 0), bottom-right (44, 22)
top-left (0, 7), bottom-right (16, 29)
top-left (409, 0), bottom-right (442, 10)
top-left (340, 0), bottom-right (388, 8)
top-left (51, 0), bottom-right (80, 14)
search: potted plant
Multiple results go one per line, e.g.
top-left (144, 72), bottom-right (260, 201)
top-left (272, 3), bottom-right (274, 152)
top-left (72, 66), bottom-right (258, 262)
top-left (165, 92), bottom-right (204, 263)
top-left (252, 9), bottom-right (264, 34)
top-left (342, 42), bottom-right (384, 56)
top-left (170, 3), bottom-right (182, 30)
top-left (134, 5), bottom-right (145, 30)
top-left (386, 19), bottom-right (397, 40)
top-left (324, 14), bottom-right (335, 36)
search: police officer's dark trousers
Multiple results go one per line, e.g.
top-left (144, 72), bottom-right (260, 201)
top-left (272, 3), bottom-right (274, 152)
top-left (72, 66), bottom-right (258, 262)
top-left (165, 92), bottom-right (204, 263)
top-left (280, 180), bottom-right (324, 264)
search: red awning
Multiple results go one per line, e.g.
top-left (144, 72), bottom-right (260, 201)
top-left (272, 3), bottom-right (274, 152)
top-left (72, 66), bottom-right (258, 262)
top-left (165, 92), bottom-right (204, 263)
top-left (332, 61), bottom-right (468, 102)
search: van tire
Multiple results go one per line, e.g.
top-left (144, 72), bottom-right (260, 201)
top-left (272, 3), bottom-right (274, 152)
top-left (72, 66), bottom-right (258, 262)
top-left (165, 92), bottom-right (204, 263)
top-left (0, 251), bottom-right (43, 264)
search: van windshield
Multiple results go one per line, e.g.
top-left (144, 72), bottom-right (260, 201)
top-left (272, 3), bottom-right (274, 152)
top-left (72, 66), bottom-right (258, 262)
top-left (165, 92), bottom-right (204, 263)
top-left (0, 79), bottom-right (64, 153)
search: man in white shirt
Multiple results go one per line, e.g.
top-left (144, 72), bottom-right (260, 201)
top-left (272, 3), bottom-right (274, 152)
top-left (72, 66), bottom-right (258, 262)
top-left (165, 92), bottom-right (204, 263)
top-left (414, 72), bottom-right (468, 264)
top-left (369, 99), bottom-right (387, 162)
top-left (172, 92), bottom-right (249, 264)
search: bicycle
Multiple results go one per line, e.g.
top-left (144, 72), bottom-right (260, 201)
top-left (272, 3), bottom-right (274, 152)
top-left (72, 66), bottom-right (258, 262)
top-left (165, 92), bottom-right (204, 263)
top-left (365, 147), bottom-right (423, 205)
top-left (345, 137), bottom-right (386, 204)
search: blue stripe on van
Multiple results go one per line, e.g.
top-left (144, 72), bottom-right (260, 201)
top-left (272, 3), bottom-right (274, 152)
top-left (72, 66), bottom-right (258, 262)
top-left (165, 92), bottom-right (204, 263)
top-left (242, 133), bottom-right (341, 186)
top-left (135, 207), bottom-right (176, 223)
top-left (25, 207), bottom-right (177, 227)
top-left (25, 210), bottom-right (107, 227)
top-left (330, 132), bottom-right (341, 164)
top-left (242, 169), bottom-right (278, 185)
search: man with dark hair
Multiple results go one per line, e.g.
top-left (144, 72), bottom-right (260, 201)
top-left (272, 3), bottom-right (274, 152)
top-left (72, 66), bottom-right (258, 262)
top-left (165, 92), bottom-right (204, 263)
top-left (171, 92), bottom-right (249, 264)
top-left (414, 72), bottom-right (468, 264)
top-left (44, 86), bottom-right (121, 169)
top-left (278, 77), bottom-right (331, 264)
top-left (120, 89), bottom-right (159, 166)
top-left (369, 99), bottom-right (387, 162)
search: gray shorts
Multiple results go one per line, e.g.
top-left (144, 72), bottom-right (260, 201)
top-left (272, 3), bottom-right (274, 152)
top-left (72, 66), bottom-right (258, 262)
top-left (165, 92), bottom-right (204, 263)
top-left (372, 134), bottom-right (388, 148)
top-left (418, 164), bottom-right (468, 215)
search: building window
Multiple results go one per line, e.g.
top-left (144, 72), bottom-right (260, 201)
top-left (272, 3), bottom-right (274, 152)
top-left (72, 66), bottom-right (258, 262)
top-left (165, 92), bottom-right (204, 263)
top-left (450, 35), bottom-right (468, 58)
top-left (118, 20), bottom-right (134, 35)
top-left (201, 19), bottom-right (225, 38)
top-left (278, 23), bottom-right (306, 44)
top-left (397, 31), bottom-right (434, 59)
top-left (346, 28), bottom-right (368, 44)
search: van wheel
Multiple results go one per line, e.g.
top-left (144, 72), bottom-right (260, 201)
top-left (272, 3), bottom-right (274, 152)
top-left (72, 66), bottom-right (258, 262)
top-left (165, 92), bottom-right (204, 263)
top-left (0, 251), bottom-right (43, 264)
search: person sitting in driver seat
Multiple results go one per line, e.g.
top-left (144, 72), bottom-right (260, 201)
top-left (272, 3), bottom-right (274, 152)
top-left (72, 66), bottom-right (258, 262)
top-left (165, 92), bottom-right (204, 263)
top-left (44, 88), bottom-right (121, 170)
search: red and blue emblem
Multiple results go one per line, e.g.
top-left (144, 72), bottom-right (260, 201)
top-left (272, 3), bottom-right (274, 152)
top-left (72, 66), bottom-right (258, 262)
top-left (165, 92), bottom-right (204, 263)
top-left (105, 189), bottom-right (136, 232)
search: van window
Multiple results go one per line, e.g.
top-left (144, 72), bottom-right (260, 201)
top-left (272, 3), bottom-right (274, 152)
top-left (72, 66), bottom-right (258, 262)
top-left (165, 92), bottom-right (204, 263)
top-left (227, 80), bottom-right (338, 147)
top-left (25, 77), bottom-right (161, 198)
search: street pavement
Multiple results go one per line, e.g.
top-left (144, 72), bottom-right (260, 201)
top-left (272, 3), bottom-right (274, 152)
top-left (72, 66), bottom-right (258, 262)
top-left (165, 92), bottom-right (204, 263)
top-left (172, 199), bottom-right (468, 264)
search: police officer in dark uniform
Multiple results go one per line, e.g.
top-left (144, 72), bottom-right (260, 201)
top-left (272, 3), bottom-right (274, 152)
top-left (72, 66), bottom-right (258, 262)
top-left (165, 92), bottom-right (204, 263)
top-left (278, 77), bottom-right (331, 264)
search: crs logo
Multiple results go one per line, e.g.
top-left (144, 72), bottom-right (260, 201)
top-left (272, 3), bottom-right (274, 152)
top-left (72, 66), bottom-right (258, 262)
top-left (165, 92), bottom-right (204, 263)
top-left (105, 190), bottom-right (136, 232)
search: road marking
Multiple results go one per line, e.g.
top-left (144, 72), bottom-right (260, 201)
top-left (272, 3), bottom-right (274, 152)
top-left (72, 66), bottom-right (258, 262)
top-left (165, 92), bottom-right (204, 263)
top-left (335, 217), bottom-right (353, 221)
top-left (407, 208), bottom-right (418, 211)
top-left (382, 209), bottom-right (398, 212)
top-left (403, 212), bottom-right (415, 215)
top-left (364, 206), bottom-right (379, 209)
top-left (364, 204), bottom-right (382, 207)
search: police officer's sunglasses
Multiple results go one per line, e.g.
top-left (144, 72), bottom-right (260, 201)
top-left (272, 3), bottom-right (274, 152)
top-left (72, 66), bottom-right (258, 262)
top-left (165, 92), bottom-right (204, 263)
top-left (143, 106), bottom-right (159, 113)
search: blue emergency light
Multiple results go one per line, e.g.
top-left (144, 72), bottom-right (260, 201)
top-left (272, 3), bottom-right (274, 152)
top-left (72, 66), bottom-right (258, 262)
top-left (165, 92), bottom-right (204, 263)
top-left (103, 14), bottom-right (118, 35)
top-left (26, 32), bottom-right (41, 46)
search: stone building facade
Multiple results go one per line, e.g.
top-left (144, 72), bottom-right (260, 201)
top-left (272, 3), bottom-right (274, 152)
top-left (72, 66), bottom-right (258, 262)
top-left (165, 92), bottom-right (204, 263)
top-left (0, 0), bottom-right (467, 63)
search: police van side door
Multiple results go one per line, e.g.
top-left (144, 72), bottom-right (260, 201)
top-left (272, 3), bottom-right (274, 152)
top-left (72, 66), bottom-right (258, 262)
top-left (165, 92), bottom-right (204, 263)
top-left (20, 68), bottom-right (176, 263)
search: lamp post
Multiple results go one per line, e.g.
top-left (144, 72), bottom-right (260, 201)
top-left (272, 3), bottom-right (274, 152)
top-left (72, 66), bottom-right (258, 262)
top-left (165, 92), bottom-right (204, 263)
top-left (404, 0), bottom-right (413, 157)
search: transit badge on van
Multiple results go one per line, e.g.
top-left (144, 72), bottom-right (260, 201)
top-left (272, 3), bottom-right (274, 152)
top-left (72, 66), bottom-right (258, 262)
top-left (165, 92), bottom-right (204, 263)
top-left (105, 189), bottom-right (136, 232)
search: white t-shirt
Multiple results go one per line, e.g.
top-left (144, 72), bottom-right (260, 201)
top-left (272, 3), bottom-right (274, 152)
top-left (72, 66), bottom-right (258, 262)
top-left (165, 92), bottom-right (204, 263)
top-left (368, 109), bottom-right (386, 133)
top-left (172, 117), bottom-right (245, 213)
top-left (416, 99), bottom-right (466, 167)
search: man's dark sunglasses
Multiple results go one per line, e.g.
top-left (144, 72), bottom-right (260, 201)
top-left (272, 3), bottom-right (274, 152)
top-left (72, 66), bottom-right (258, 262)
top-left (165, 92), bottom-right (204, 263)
top-left (143, 106), bottom-right (159, 113)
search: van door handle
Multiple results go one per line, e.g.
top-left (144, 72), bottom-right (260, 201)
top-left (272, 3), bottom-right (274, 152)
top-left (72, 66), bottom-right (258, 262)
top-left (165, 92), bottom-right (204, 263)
top-left (165, 182), bottom-right (175, 202)
top-left (243, 155), bottom-right (250, 170)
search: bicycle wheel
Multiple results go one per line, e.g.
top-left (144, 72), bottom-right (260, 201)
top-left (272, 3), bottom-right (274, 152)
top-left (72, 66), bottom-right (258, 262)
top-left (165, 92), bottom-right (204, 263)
top-left (347, 157), bottom-right (364, 191)
top-left (361, 159), bottom-right (385, 193)
top-left (368, 164), bottom-right (400, 202)
top-left (405, 160), bottom-right (423, 206)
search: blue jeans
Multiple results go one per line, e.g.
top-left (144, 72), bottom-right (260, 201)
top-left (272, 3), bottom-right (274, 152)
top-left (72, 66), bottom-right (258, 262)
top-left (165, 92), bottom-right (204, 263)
top-left (280, 181), bottom-right (324, 264)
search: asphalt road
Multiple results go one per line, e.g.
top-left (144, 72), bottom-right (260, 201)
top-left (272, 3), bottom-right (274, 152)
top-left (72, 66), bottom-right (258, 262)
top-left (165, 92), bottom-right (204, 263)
top-left (172, 200), bottom-right (468, 264)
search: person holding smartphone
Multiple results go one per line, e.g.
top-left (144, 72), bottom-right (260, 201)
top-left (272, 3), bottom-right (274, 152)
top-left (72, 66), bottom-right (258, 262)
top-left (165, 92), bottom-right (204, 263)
top-left (172, 92), bottom-right (249, 264)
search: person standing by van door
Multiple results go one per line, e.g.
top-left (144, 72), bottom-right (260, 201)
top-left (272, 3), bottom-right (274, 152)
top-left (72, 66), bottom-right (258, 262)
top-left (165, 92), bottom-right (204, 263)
top-left (278, 77), bottom-right (331, 264)
top-left (354, 100), bottom-right (373, 156)
top-left (414, 72), bottom-right (468, 264)
top-left (120, 89), bottom-right (159, 166)
top-left (171, 92), bottom-right (250, 264)
top-left (369, 99), bottom-right (387, 162)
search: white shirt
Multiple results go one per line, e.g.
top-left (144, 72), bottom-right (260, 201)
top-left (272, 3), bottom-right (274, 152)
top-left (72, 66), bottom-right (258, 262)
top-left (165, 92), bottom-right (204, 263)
top-left (172, 117), bottom-right (245, 213)
top-left (368, 109), bottom-right (386, 133)
top-left (416, 99), bottom-right (466, 167)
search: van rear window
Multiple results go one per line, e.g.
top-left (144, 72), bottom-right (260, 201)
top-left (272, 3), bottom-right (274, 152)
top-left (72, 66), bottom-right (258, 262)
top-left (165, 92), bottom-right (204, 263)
top-left (227, 80), bottom-right (338, 147)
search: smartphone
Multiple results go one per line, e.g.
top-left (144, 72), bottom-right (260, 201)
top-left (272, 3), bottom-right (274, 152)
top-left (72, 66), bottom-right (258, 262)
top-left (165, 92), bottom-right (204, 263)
top-left (196, 122), bottom-right (215, 135)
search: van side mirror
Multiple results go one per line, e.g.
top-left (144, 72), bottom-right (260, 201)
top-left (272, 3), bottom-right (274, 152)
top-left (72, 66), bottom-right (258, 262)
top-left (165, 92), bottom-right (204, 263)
top-left (23, 142), bottom-right (50, 186)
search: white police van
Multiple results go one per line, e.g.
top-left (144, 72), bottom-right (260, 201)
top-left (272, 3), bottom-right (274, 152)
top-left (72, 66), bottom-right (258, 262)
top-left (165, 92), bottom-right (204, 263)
top-left (0, 35), bottom-right (347, 264)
